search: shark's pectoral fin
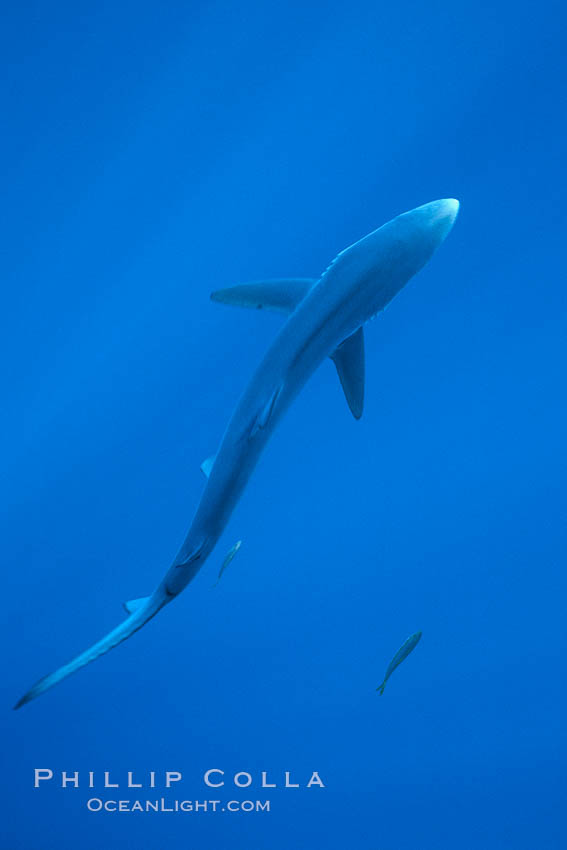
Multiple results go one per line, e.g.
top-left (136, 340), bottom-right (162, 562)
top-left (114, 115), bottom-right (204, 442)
top-left (210, 279), bottom-right (316, 314)
top-left (331, 327), bottom-right (365, 420)
top-left (123, 596), bottom-right (150, 615)
top-left (200, 454), bottom-right (217, 478)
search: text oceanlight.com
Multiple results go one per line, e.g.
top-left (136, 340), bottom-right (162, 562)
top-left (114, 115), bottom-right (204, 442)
top-left (87, 798), bottom-right (270, 813)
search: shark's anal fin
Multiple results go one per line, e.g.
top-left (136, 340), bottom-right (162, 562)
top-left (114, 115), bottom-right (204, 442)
top-left (211, 279), bottom-right (315, 314)
top-left (200, 454), bottom-right (216, 479)
top-left (123, 597), bottom-right (150, 615)
top-left (331, 327), bottom-right (365, 420)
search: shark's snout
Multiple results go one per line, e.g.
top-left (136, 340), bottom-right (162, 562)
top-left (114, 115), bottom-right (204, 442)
top-left (426, 197), bottom-right (460, 222)
top-left (435, 197), bottom-right (459, 227)
top-left (418, 197), bottom-right (460, 245)
top-left (441, 197), bottom-right (460, 225)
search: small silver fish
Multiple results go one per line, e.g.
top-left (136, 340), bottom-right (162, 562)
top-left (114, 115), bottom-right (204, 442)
top-left (213, 540), bottom-right (242, 587)
top-left (377, 630), bottom-right (422, 695)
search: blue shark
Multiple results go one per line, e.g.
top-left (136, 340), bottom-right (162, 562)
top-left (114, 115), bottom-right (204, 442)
top-left (15, 198), bottom-right (459, 708)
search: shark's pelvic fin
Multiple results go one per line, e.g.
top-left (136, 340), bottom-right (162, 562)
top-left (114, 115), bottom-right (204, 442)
top-left (123, 596), bottom-right (150, 615)
top-left (210, 279), bottom-right (315, 314)
top-left (331, 327), bottom-right (365, 420)
top-left (251, 385), bottom-right (282, 437)
top-left (200, 454), bottom-right (216, 478)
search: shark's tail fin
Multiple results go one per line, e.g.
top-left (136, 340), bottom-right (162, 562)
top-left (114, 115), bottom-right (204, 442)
top-left (376, 681), bottom-right (386, 696)
top-left (14, 594), bottom-right (164, 709)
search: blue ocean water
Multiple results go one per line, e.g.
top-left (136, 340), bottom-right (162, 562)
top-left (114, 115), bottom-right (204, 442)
top-left (2, 1), bottom-right (565, 848)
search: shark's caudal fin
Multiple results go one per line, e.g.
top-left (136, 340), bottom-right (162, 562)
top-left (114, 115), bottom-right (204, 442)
top-left (377, 682), bottom-right (386, 696)
top-left (14, 595), bottom-right (164, 709)
top-left (211, 279), bottom-right (365, 419)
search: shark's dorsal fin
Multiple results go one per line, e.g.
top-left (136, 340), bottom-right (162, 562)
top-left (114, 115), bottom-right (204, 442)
top-left (211, 279), bottom-right (315, 314)
top-left (123, 596), bottom-right (150, 615)
top-left (200, 454), bottom-right (216, 478)
top-left (331, 327), bottom-right (365, 420)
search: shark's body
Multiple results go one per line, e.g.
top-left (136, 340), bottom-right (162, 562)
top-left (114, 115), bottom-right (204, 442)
top-left (16, 198), bottom-right (459, 708)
